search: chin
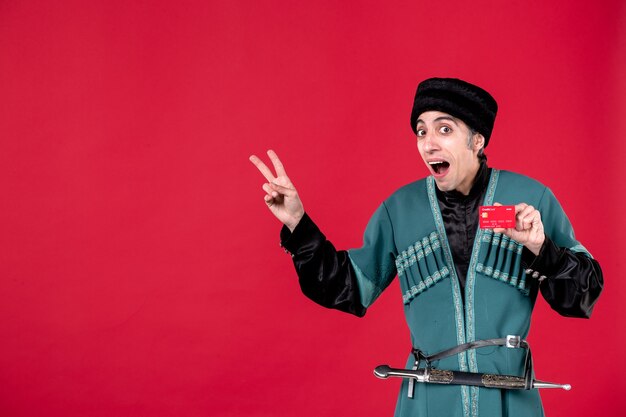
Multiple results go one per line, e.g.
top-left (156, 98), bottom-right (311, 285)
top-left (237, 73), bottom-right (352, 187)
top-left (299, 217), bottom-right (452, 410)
top-left (433, 179), bottom-right (454, 192)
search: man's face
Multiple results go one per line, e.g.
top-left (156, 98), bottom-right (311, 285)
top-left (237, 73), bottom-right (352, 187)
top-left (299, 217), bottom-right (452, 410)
top-left (416, 111), bottom-right (482, 195)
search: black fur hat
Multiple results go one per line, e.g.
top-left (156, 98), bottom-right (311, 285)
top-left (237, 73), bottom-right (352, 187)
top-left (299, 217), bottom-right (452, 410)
top-left (410, 78), bottom-right (498, 146)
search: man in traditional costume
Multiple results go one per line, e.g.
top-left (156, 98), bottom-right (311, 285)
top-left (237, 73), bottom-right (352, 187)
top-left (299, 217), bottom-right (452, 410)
top-left (249, 78), bottom-right (603, 417)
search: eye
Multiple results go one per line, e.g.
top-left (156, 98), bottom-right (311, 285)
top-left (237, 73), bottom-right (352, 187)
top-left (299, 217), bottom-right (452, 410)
top-left (439, 126), bottom-right (452, 134)
top-left (416, 129), bottom-right (426, 137)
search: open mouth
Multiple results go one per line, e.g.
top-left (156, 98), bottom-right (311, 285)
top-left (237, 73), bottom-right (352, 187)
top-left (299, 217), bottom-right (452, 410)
top-left (428, 161), bottom-right (450, 176)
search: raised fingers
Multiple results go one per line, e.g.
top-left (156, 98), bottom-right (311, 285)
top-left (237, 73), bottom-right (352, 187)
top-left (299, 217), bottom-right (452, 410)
top-left (249, 154), bottom-right (276, 182)
top-left (267, 150), bottom-right (287, 177)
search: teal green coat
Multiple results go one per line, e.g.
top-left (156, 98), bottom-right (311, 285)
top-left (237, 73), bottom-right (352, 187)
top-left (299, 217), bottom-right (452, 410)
top-left (348, 170), bottom-right (590, 417)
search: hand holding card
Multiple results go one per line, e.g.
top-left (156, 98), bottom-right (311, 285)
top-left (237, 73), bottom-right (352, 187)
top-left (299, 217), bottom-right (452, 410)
top-left (489, 202), bottom-right (545, 256)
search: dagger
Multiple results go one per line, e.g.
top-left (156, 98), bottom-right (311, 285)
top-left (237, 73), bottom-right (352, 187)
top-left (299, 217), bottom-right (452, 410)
top-left (374, 365), bottom-right (571, 390)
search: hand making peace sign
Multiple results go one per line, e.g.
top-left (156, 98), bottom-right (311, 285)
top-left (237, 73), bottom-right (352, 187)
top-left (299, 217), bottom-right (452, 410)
top-left (249, 150), bottom-right (305, 232)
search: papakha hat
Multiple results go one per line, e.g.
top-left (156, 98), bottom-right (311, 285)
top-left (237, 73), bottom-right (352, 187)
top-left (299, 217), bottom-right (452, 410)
top-left (410, 78), bottom-right (498, 146)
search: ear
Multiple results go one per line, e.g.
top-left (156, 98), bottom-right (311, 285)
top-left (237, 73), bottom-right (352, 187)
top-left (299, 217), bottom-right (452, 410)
top-left (473, 133), bottom-right (485, 152)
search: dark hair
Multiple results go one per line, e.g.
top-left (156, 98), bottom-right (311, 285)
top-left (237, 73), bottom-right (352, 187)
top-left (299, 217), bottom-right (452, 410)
top-left (467, 127), bottom-right (487, 163)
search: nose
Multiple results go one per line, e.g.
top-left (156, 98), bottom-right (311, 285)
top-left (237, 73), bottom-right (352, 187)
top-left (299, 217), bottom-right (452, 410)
top-left (421, 131), bottom-right (439, 152)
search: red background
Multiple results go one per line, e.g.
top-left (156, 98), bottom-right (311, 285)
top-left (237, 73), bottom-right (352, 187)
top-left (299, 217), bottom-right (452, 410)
top-left (1, 1), bottom-right (625, 416)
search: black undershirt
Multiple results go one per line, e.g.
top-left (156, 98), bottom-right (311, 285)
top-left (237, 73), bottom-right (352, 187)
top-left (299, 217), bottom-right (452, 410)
top-left (436, 160), bottom-right (491, 294)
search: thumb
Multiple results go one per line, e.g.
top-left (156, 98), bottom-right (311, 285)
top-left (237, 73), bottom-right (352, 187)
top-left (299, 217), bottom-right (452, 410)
top-left (270, 181), bottom-right (297, 197)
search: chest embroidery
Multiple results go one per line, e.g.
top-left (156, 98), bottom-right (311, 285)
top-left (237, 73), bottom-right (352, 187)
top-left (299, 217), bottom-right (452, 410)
top-left (396, 231), bottom-right (451, 304)
top-left (475, 229), bottom-right (529, 295)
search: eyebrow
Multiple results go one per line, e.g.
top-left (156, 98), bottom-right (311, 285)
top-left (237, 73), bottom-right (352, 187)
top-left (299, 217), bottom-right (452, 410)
top-left (416, 116), bottom-right (460, 126)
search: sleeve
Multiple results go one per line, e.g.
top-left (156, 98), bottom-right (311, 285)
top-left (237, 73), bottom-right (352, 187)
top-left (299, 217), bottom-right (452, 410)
top-left (280, 213), bottom-right (367, 317)
top-left (522, 188), bottom-right (604, 318)
top-left (347, 202), bottom-right (398, 308)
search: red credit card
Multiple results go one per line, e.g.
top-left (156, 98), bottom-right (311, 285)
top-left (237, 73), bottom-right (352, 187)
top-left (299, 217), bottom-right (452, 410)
top-left (479, 205), bottom-right (516, 229)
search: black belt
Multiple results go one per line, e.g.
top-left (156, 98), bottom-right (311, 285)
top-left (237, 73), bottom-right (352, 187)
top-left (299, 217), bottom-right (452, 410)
top-left (411, 335), bottom-right (533, 390)
top-left (412, 335), bottom-right (528, 363)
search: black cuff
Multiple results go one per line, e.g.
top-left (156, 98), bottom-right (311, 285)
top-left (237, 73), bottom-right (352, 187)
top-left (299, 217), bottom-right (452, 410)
top-left (521, 235), bottom-right (563, 278)
top-left (280, 213), bottom-right (324, 255)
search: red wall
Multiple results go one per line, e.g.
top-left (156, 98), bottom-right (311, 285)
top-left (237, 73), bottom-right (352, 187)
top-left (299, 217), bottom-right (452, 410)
top-left (1, 1), bottom-right (624, 416)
